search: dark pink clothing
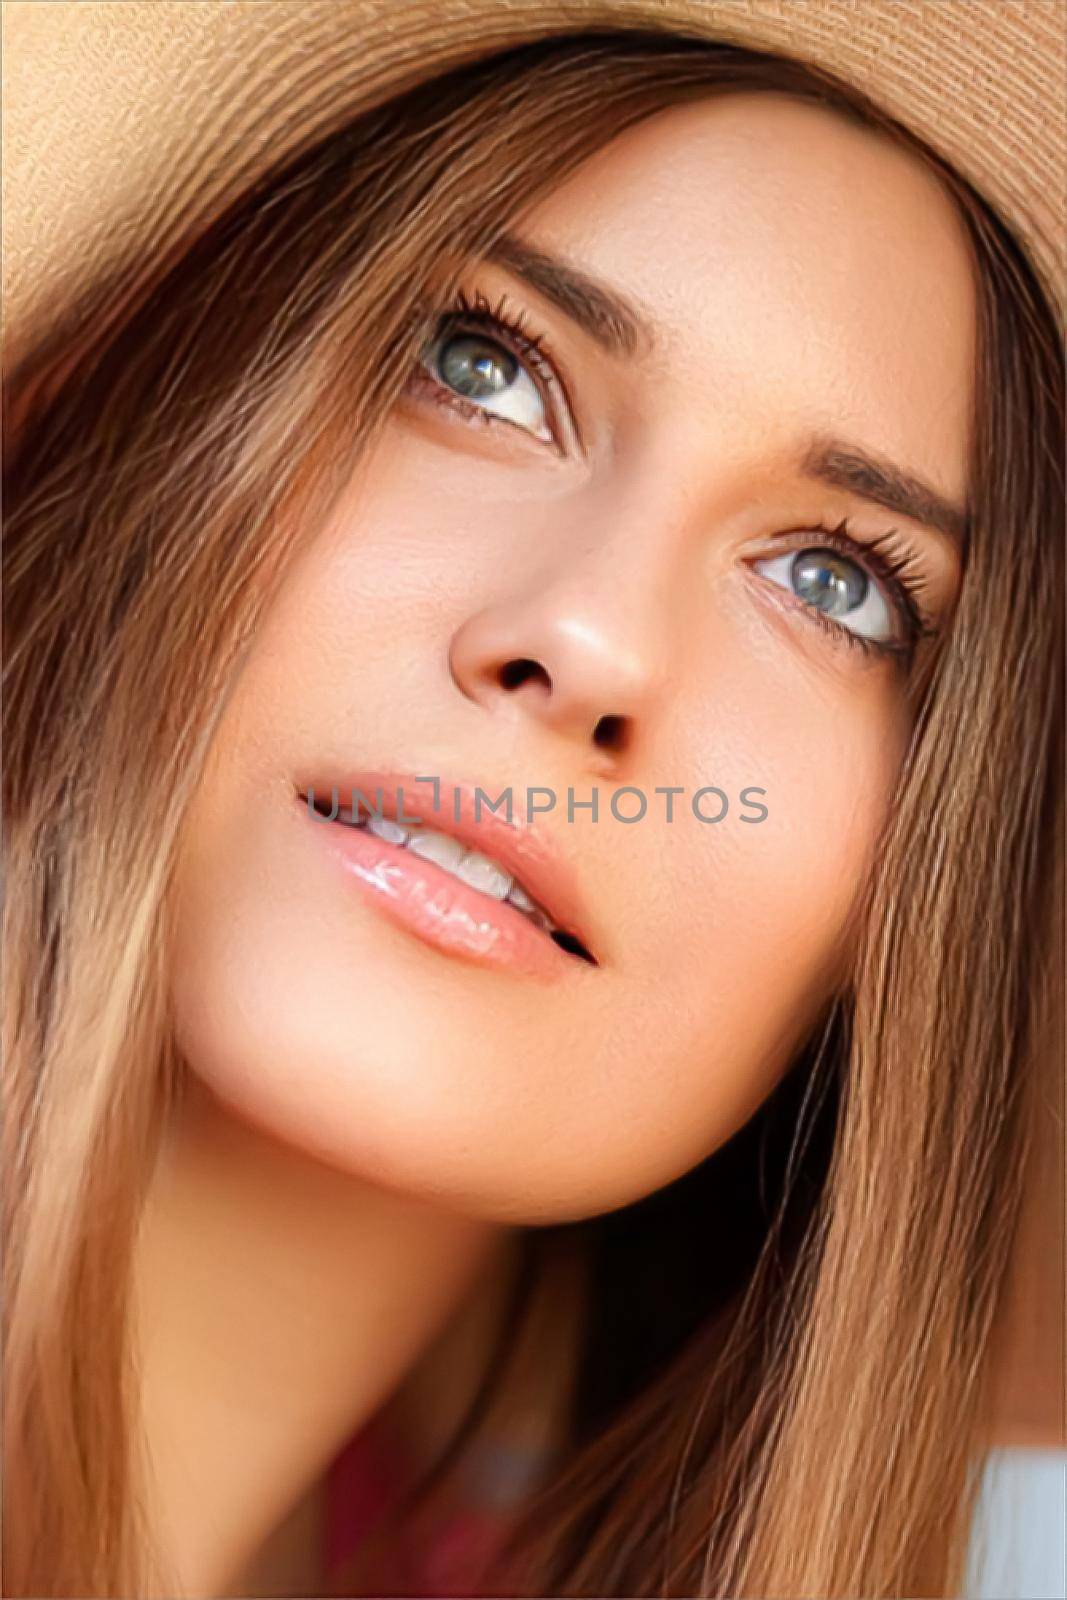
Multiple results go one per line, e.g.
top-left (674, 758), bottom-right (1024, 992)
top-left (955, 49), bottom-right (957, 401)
top-left (323, 1413), bottom-right (515, 1596)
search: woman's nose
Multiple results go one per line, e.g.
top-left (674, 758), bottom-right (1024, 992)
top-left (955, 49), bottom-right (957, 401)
top-left (447, 576), bottom-right (666, 757)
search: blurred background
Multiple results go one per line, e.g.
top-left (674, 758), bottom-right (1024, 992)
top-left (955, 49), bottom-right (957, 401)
top-left (968, 974), bottom-right (1064, 1600)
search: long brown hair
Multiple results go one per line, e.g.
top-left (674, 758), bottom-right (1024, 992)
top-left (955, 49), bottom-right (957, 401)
top-left (3, 28), bottom-right (1062, 1598)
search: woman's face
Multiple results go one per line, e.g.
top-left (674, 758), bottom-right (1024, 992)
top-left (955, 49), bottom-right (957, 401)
top-left (169, 93), bottom-right (973, 1223)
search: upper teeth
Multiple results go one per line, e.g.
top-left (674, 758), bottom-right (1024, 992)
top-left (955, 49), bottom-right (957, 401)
top-left (350, 811), bottom-right (553, 929)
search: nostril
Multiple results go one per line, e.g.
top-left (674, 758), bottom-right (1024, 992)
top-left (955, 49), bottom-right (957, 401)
top-left (592, 714), bottom-right (629, 753)
top-left (498, 658), bottom-right (552, 692)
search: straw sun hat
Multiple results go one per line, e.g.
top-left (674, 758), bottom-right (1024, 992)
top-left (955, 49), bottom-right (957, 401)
top-left (3, 0), bottom-right (1065, 377)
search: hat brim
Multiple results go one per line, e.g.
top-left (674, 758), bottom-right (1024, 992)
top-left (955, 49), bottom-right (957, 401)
top-left (3, 0), bottom-right (1065, 364)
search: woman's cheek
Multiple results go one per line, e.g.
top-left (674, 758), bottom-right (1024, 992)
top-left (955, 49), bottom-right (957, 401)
top-left (735, 671), bottom-right (908, 964)
top-left (659, 649), bottom-right (910, 991)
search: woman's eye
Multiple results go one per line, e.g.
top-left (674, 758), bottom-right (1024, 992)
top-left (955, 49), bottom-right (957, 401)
top-left (753, 546), bottom-right (895, 643)
top-left (420, 328), bottom-right (552, 443)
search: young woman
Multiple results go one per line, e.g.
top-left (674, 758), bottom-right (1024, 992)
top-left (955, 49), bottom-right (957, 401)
top-left (4, 10), bottom-right (1063, 1598)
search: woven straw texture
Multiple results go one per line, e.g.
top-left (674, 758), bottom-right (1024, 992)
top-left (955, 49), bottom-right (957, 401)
top-left (3, 0), bottom-right (1065, 362)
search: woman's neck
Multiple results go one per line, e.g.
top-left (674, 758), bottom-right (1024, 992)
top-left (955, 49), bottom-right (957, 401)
top-left (130, 1072), bottom-right (507, 1599)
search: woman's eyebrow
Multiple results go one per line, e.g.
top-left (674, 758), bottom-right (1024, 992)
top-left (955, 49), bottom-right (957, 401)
top-left (486, 232), bottom-right (651, 358)
top-left (484, 235), bottom-right (968, 548)
top-left (801, 436), bottom-right (969, 547)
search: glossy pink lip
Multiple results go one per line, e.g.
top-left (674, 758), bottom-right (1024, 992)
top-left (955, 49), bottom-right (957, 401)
top-left (294, 771), bottom-right (600, 979)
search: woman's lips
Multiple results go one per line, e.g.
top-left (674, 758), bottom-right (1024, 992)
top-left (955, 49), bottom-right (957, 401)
top-left (294, 774), bottom-right (599, 979)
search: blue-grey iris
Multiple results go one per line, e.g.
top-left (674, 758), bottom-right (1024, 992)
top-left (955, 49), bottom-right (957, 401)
top-left (438, 334), bottom-right (516, 399)
top-left (792, 548), bottom-right (867, 617)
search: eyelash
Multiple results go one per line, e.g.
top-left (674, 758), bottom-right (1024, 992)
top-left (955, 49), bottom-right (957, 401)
top-left (762, 516), bottom-right (937, 663)
top-left (409, 294), bottom-right (938, 665)
top-left (409, 288), bottom-right (571, 447)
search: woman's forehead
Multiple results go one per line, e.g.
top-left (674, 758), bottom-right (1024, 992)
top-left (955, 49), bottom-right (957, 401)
top-left (516, 92), bottom-right (976, 503)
